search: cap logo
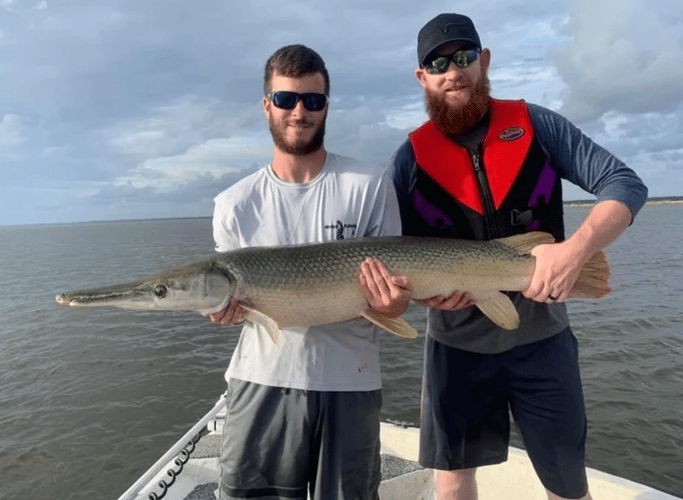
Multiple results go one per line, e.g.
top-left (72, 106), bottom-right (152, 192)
top-left (420, 21), bottom-right (467, 38)
top-left (499, 127), bottom-right (525, 141)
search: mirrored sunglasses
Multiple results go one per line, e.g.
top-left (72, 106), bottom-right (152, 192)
top-left (267, 91), bottom-right (328, 111)
top-left (423, 48), bottom-right (482, 74)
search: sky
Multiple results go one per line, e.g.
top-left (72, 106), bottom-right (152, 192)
top-left (1, 0), bottom-right (681, 226)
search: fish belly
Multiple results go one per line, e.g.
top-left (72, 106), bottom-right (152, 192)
top-left (237, 280), bottom-right (367, 328)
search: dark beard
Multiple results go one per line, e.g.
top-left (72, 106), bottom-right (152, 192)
top-left (269, 115), bottom-right (326, 156)
top-left (425, 74), bottom-right (491, 137)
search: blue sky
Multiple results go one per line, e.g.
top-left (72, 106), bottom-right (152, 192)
top-left (1, 0), bottom-right (681, 226)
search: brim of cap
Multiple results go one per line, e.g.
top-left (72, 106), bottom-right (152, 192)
top-left (419, 38), bottom-right (481, 65)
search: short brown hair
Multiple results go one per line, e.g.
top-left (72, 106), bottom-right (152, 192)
top-left (263, 44), bottom-right (330, 96)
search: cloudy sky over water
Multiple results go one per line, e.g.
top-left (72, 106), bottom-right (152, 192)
top-left (1, 0), bottom-right (681, 226)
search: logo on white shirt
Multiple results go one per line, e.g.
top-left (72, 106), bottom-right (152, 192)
top-left (325, 220), bottom-right (357, 239)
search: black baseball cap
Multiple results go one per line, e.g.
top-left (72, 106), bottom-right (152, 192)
top-left (417, 14), bottom-right (482, 66)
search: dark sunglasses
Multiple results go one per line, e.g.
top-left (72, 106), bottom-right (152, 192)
top-left (423, 48), bottom-right (482, 74)
top-left (267, 91), bottom-right (328, 111)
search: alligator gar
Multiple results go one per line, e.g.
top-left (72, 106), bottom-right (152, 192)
top-left (55, 232), bottom-right (610, 342)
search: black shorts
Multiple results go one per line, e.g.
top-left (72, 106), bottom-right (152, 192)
top-left (420, 327), bottom-right (589, 499)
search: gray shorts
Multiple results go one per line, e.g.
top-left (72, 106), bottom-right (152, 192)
top-left (218, 379), bottom-right (381, 500)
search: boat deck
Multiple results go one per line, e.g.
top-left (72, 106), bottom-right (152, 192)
top-left (172, 430), bottom-right (426, 500)
top-left (122, 402), bottom-right (680, 500)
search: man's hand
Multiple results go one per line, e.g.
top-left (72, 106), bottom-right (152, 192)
top-left (209, 297), bottom-right (246, 325)
top-left (523, 200), bottom-right (634, 303)
top-left (419, 291), bottom-right (475, 311)
top-left (523, 241), bottom-right (582, 303)
top-left (359, 258), bottom-right (413, 318)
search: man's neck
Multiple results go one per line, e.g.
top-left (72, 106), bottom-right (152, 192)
top-left (271, 147), bottom-right (327, 183)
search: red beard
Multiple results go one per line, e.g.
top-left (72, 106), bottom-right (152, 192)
top-left (425, 73), bottom-right (491, 137)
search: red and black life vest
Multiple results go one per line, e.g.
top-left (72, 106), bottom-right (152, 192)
top-left (406, 99), bottom-right (565, 241)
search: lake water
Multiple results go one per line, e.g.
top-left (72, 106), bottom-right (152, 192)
top-left (1, 204), bottom-right (682, 499)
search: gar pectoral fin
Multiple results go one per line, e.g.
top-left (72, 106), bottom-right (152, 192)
top-left (362, 310), bottom-right (418, 339)
top-left (241, 305), bottom-right (281, 344)
top-left (475, 292), bottom-right (520, 330)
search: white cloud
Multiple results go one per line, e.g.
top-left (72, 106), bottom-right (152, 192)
top-left (385, 102), bottom-right (427, 130)
top-left (551, 0), bottom-right (683, 121)
top-left (105, 95), bottom-right (264, 160)
top-left (106, 96), bottom-right (219, 157)
top-left (117, 136), bottom-right (271, 191)
top-left (0, 114), bottom-right (27, 147)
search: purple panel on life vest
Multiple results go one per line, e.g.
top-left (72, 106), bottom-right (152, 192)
top-left (527, 161), bottom-right (556, 230)
top-left (413, 189), bottom-right (454, 228)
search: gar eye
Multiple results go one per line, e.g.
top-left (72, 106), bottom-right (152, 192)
top-left (153, 284), bottom-right (168, 298)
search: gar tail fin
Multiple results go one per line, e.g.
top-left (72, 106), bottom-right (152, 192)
top-left (569, 250), bottom-right (611, 299)
top-left (497, 232), bottom-right (611, 299)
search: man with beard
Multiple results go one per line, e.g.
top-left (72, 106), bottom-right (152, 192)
top-left (390, 13), bottom-right (648, 500)
top-left (209, 44), bottom-right (412, 500)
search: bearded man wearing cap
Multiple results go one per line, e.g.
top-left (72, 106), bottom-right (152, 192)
top-left (389, 13), bottom-right (648, 500)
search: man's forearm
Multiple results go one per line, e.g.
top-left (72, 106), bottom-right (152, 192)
top-left (564, 199), bottom-right (633, 263)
